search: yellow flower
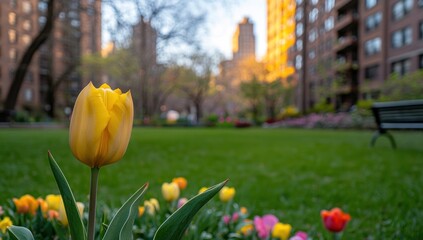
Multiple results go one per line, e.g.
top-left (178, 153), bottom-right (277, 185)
top-left (46, 194), bottom-right (62, 211)
top-left (238, 219), bottom-right (253, 236)
top-left (272, 222), bottom-right (292, 240)
top-left (138, 206), bottom-right (145, 217)
top-left (13, 194), bottom-right (39, 215)
top-left (144, 198), bottom-right (160, 215)
top-left (198, 187), bottom-right (208, 194)
top-left (219, 187), bottom-right (236, 202)
top-left (58, 201), bottom-right (84, 226)
top-left (161, 182), bottom-right (180, 202)
top-left (0, 217), bottom-right (12, 233)
top-left (172, 177), bottom-right (188, 190)
top-left (69, 82), bottom-right (134, 168)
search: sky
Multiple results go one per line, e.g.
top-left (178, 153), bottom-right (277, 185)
top-left (102, 1), bottom-right (267, 61)
top-left (201, 1), bottom-right (267, 60)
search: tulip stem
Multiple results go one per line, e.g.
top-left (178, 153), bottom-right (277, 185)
top-left (88, 167), bottom-right (99, 240)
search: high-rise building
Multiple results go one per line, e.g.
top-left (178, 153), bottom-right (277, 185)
top-left (266, 0), bottom-right (296, 83)
top-left (0, 0), bottom-right (101, 118)
top-left (232, 17), bottom-right (256, 63)
top-left (290, 0), bottom-right (423, 112)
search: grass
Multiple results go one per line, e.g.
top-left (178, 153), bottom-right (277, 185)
top-left (0, 127), bottom-right (423, 238)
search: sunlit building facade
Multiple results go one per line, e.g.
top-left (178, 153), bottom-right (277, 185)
top-left (266, 0), bottom-right (296, 83)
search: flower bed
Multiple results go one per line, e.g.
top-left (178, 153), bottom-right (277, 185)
top-left (0, 177), bottom-right (350, 240)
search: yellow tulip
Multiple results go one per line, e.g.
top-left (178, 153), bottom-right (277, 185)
top-left (271, 222), bottom-right (292, 240)
top-left (46, 194), bottom-right (62, 211)
top-left (58, 201), bottom-right (84, 226)
top-left (69, 82), bottom-right (134, 168)
top-left (144, 198), bottom-right (160, 215)
top-left (0, 217), bottom-right (12, 233)
top-left (161, 182), bottom-right (180, 202)
top-left (219, 187), bottom-right (236, 202)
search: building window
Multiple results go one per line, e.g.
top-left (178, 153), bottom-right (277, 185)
top-left (24, 89), bottom-right (33, 102)
top-left (10, 0), bottom-right (17, 8)
top-left (391, 27), bottom-right (412, 48)
top-left (325, 0), bottom-right (335, 12)
top-left (296, 8), bottom-right (303, 21)
top-left (22, 34), bottom-right (31, 46)
top-left (295, 55), bottom-right (303, 69)
top-left (296, 23), bottom-right (304, 36)
top-left (38, 1), bottom-right (48, 12)
top-left (366, 12), bottom-right (382, 32)
top-left (365, 38), bottom-right (381, 56)
top-left (309, 50), bottom-right (316, 59)
top-left (364, 65), bottom-right (379, 80)
top-left (419, 0), bottom-right (423, 7)
top-left (309, 8), bottom-right (318, 23)
top-left (296, 39), bottom-right (303, 51)
top-left (311, 0), bottom-right (319, 5)
top-left (309, 28), bottom-right (318, 42)
top-left (22, 1), bottom-right (32, 14)
top-left (419, 55), bottom-right (423, 68)
top-left (22, 20), bottom-right (31, 31)
top-left (8, 12), bottom-right (16, 25)
top-left (9, 48), bottom-right (16, 60)
top-left (391, 58), bottom-right (411, 75)
top-left (296, 0), bottom-right (303, 4)
top-left (366, 0), bottom-right (378, 9)
top-left (8, 29), bottom-right (17, 43)
top-left (324, 16), bottom-right (334, 32)
top-left (39, 16), bottom-right (47, 27)
top-left (392, 0), bottom-right (413, 21)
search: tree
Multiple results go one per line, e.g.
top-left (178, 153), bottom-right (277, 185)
top-left (379, 70), bottom-right (423, 101)
top-left (175, 53), bottom-right (215, 123)
top-left (240, 76), bottom-right (264, 124)
top-left (0, 0), bottom-right (55, 121)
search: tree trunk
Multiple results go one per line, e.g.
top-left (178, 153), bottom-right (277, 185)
top-left (1, 0), bottom-right (55, 121)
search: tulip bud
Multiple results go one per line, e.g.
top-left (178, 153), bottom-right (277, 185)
top-left (198, 187), bottom-right (208, 194)
top-left (69, 82), bottom-right (134, 168)
top-left (272, 222), bottom-right (292, 240)
top-left (161, 182), bottom-right (180, 202)
top-left (46, 194), bottom-right (62, 211)
top-left (172, 177), bottom-right (188, 190)
top-left (219, 186), bottom-right (236, 202)
top-left (321, 208), bottom-right (351, 233)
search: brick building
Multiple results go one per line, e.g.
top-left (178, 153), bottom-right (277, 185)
top-left (290, 0), bottom-right (423, 112)
top-left (0, 0), bottom-right (101, 118)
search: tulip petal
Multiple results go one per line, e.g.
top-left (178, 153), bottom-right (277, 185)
top-left (70, 82), bottom-right (110, 167)
top-left (101, 91), bottom-right (133, 166)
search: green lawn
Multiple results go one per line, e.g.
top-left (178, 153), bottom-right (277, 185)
top-left (0, 128), bottom-right (422, 238)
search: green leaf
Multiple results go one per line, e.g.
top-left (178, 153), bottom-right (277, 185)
top-left (102, 183), bottom-right (148, 240)
top-left (153, 180), bottom-right (228, 240)
top-left (8, 226), bottom-right (35, 240)
top-left (48, 151), bottom-right (87, 240)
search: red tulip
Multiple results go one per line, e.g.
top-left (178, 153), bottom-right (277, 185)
top-left (321, 208), bottom-right (351, 233)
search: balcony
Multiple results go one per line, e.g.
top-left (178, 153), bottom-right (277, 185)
top-left (335, 12), bottom-right (358, 31)
top-left (334, 60), bottom-right (359, 73)
top-left (334, 36), bottom-right (357, 52)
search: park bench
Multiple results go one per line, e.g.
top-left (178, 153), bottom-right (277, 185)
top-left (370, 99), bottom-right (423, 148)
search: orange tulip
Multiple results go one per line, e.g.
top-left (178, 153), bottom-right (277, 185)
top-left (172, 177), bottom-right (188, 190)
top-left (13, 195), bottom-right (39, 215)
